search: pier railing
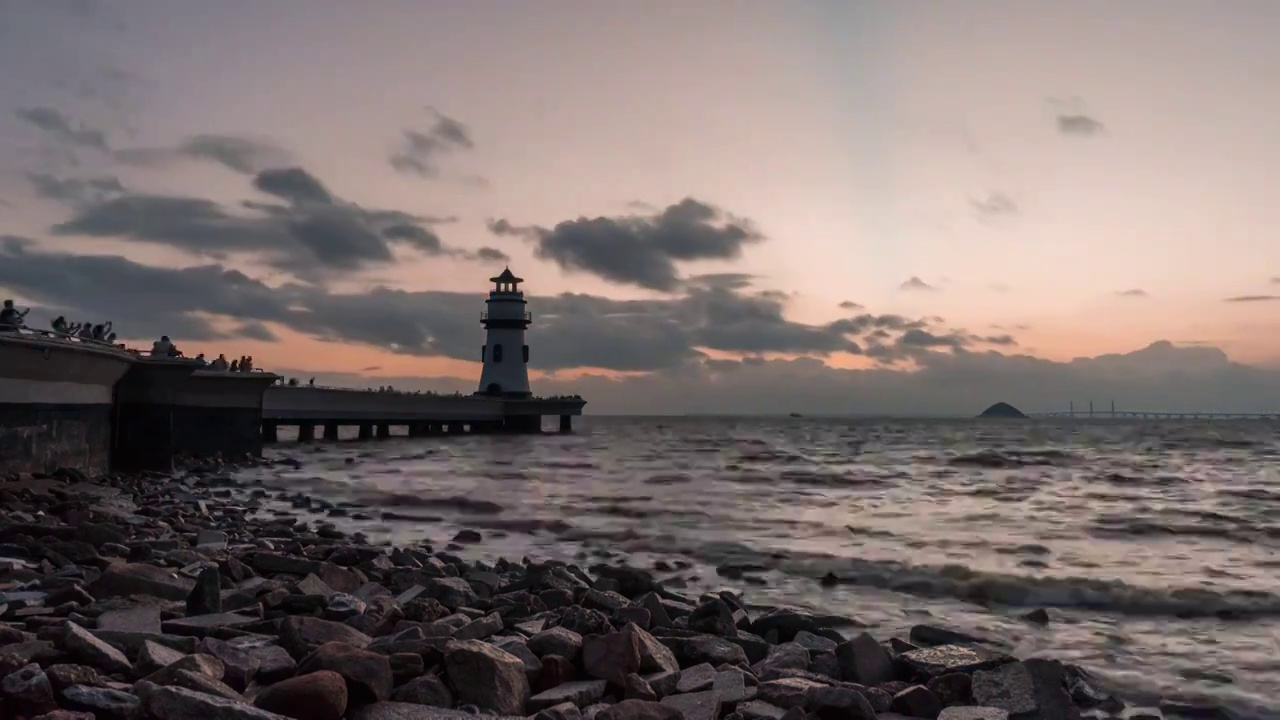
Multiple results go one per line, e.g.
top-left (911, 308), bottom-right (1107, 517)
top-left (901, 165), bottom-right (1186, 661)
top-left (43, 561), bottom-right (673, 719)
top-left (3, 325), bottom-right (126, 350)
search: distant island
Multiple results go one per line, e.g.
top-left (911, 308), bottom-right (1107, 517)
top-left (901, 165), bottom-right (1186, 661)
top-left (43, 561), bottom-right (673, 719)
top-left (978, 401), bottom-right (1028, 418)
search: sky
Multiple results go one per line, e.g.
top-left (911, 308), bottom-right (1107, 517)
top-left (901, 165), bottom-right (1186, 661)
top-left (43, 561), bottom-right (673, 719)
top-left (1, 0), bottom-right (1279, 414)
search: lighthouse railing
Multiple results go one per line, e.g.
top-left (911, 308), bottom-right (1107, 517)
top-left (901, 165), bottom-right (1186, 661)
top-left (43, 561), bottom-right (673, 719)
top-left (480, 311), bottom-right (532, 322)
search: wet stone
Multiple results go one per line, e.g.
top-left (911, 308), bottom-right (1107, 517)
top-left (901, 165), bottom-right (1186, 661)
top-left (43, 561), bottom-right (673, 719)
top-left (391, 673), bottom-right (454, 707)
top-left (529, 679), bottom-right (609, 711)
top-left (938, 708), bottom-right (1010, 720)
top-left (62, 622), bottom-right (132, 675)
top-left (254, 670), bottom-right (349, 720)
top-left (136, 639), bottom-right (186, 676)
top-left (892, 685), bottom-right (944, 720)
top-left (186, 566), bottom-right (223, 616)
top-left (972, 662), bottom-right (1037, 714)
top-left (676, 663), bottom-right (717, 693)
top-left (899, 644), bottom-right (1013, 678)
top-left (59, 684), bottom-right (141, 719)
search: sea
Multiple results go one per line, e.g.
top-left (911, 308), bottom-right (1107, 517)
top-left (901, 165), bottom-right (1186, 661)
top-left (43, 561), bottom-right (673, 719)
top-left (239, 416), bottom-right (1280, 718)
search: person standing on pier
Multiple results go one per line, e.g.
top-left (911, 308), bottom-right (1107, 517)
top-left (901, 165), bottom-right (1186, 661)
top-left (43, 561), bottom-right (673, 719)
top-left (0, 300), bottom-right (29, 331)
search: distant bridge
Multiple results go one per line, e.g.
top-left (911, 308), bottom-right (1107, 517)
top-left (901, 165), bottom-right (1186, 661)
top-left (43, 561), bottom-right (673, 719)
top-left (1029, 401), bottom-right (1279, 421)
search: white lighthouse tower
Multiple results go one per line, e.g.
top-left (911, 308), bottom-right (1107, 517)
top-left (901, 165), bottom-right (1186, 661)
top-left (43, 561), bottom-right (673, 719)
top-left (477, 267), bottom-right (533, 398)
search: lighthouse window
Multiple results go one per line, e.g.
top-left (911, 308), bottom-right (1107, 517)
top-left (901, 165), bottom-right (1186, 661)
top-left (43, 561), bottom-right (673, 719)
top-left (523, 345), bottom-right (529, 363)
top-left (493, 344), bottom-right (503, 363)
top-left (481, 345), bottom-right (486, 362)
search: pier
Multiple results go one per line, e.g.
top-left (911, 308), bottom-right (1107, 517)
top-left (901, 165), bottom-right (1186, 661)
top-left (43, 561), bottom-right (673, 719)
top-left (260, 385), bottom-right (585, 442)
top-left (1030, 400), bottom-right (1279, 420)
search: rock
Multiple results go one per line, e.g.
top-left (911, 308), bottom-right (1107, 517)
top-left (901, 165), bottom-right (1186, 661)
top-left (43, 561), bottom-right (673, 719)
top-left (391, 673), bottom-right (453, 707)
top-left (899, 645), bottom-right (1012, 678)
top-left (492, 636), bottom-right (544, 684)
top-left (738, 701), bottom-right (788, 720)
top-left (757, 678), bottom-right (825, 709)
top-left (625, 673), bottom-right (658, 701)
top-left (927, 673), bottom-right (972, 706)
top-left (537, 655), bottom-right (578, 692)
top-left (197, 638), bottom-right (261, 691)
top-left (1, 663), bottom-right (58, 717)
top-left (59, 684), bottom-right (142, 719)
top-left (30, 711), bottom-right (96, 720)
top-left (529, 626), bottom-right (584, 660)
top-left (141, 652), bottom-right (226, 686)
top-left (663, 690), bottom-right (722, 720)
top-left (239, 643), bottom-right (296, 684)
top-left (582, 628), bottom-right (641, 685)
top-left (1021, 609), bottom-right (1050, 625)
top-left (44, 664), bottom-right (105, 693)
top-left (792, 631), bottom-right (837, 654)
top-left (279, 616), bottom-right (372, 659)
top-left (87, 563), bottom-right (195, 601)
top-left (892, 685), bottom-right (943, 719)
top-left (712, 670), bottom-right (748, 703)
top-left (62, 622), bottom-right (132, 675)
top-left (804, 686), bottom-right (876, 720)
top-left (688, 599), bottom-right (738, 637)
top-left (154, 667), bottom-right (244, 701)
top-left (136, 639), bottom-right (187, 676)
top-left (186, 566), bottom-right (223, 616)
top-left (971, 662), bottom-right (1037, 714)
top-left (596, 699), bottom-right (684, 720)
top-left (348, 703), bottom-right (483, 719)
top-left (835, 633), bottom-right (895, 685)
top-left (676, 663), bottom-right (717, 693)
top-left (754, 643), bottom-right (809, 677)
top-left (528, 679), bottom-right (609, 711)
top-left (443, 639), bottom-right (530, 716)
top-left (624, 624), bottom-right (679, 675)
top-left (423, 578), bottom-right (478, 610)
top-left (672, 635), bottom-right (749, 668)
top-left (325, 593), bottom-right (367, 621)
top-left (938, 709), bottom-right (1009, 720)
top-left (137, 680), bottom-right (287, 719)
top-left (254, 670), bottom-right (349, 720)
top-left (454, 612), bottom-right (502, 640)
top-left (536, 701), bottom-right (584, 720)
top-left (297, 641), bottom-right (394, 706)
top-left (388, 652), bottom-right (425, 685)
top-left (162, 612), bottom-right (260, 636)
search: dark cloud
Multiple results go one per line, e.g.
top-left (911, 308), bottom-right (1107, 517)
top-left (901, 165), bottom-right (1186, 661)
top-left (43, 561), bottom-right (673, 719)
top-left (50, 166), bottom-right (483, 277)
top-left (234, 322), bottom-right (278, 342)
top-left (1224, 295), bottom-right (1280, 303)
top-left (253, 167), bottom-right (334, 205)
top-left (489, 198), bottom-right (764, 291)
top-left (838, 300), bottom-right (864, 310)
top-left (1115, 288), bottom-right (1148, 298)
top-left (115, 135), bottom-right (294, 175)
top-left (15, 106), bottom-right (109, 150)
top-left (1057, 114), bottom-right (1105, 136)
top-left (970, 192), bottom-right (1018, 219)
top-left (27, 173), bottom-right (126, 206)
top-left (389, 109), bottom-right (477, 179)
top-left (0, 244), bottom-right (1012, 373)
top-left (899, 276), bottom-right (935, 292)
top-left (474, 247), bottom-right (510, 263)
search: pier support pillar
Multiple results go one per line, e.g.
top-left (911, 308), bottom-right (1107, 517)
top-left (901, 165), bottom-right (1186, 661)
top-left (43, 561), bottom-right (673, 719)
top-left (297, 423), bottom-right (315, 442)
top-left (559, 415), bottom-right (572, 433)
top-left (323, 423), bottom-right (339, 441)
top-left (376, 424), bottom-right (391, 439)
top-left (430, 423), bottom-right (442, 434)
top-left (407, 423), bottom-right (423, 438)
top-left (358, 424), bottom-right (373, 440)
top-left (262, 422), bottom-right (279, 444)
top-left (447, 422), bottom-right (464, 434)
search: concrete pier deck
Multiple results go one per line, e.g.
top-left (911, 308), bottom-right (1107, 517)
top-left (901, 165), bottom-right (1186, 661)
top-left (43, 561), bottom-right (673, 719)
top-left (261, 386), bottom-right (586, 441)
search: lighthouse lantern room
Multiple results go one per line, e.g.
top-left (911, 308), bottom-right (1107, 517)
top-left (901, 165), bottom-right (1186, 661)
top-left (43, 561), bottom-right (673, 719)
top-left (478, 267), bottom-right (533, 398)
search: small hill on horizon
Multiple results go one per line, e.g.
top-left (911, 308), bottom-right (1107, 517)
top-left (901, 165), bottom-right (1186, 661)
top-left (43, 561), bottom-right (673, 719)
top-left (978, 402), bottom-right (1028, 418)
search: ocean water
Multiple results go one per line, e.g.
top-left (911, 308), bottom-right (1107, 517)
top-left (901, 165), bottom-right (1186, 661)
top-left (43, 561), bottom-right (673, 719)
top-left (241, 417), bottom-right (1280, 717)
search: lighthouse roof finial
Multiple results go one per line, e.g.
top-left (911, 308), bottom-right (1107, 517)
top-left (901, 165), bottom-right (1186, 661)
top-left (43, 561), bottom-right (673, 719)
top-left (490, 266), bottom-right (523, 285)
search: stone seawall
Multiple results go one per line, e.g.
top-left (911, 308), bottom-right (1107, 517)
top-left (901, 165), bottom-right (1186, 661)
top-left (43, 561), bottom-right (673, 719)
top-left (0, 333), bottom-right (133, 475)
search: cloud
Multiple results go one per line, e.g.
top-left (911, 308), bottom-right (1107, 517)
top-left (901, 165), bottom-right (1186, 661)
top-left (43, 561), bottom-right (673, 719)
top-left (50, 166), bottom-right (479, 277)
top-left (1271, 277), bottom-right (1280, 285)
top-left (838, 300), bottom-right (864, 310)
top-left (116, 135), bottom-right (294, 175)
top-left (488, 198), bottom-right (764, 291)
top-left (0, 242), bottom-right (1015, 373)
top-left (27, 173), bottom-right (126, 206)
top-left (899, 276), bottom-right (935, 292)
top-left (389, 109), bottom-right (477, 178)
top-left (473, 246), bottom-right (510, 263)
top-left (15, 107), bottom-right (109, 151)
top-left (1057, 114), bottom-right (1105, 136)
top-left (1224, 295), bottom-right (1280, 303)
top-left (1115, 288), bottom-right (1148, 298)
top-left (234, 322), bottom-right (278, 342)
top-left (970, 192), bottom-right (1018, 219)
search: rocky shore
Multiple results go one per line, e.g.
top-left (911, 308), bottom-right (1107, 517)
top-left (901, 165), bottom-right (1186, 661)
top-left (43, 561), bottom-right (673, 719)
top-left (0, 463), bottom-right (1169, 720)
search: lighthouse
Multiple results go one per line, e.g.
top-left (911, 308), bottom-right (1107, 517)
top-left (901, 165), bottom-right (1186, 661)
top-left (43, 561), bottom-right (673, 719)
top-left (477, 267), bottom-right (533, 398)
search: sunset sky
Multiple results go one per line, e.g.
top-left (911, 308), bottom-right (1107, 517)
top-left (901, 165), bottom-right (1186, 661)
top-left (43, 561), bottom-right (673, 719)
top-left (2, 0), bottom-right (1279, 413)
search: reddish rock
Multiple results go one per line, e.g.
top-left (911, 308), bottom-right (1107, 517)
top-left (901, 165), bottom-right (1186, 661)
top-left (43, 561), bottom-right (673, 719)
top-left (254, 670), bottom-right (349, 720)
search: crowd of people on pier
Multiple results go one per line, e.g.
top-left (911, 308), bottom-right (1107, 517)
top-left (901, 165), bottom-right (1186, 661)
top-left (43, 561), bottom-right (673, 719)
top-left (0, 299), bottom-right (123, 346)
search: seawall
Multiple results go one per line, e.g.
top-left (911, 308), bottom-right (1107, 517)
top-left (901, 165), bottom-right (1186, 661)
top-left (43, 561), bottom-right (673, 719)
top-left (0, 332), bottom-right (134, 476)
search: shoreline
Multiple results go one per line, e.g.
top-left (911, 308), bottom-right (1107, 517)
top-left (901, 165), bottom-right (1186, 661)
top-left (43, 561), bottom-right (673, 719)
top-left (0, 460), bottom-right (1246, 720)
